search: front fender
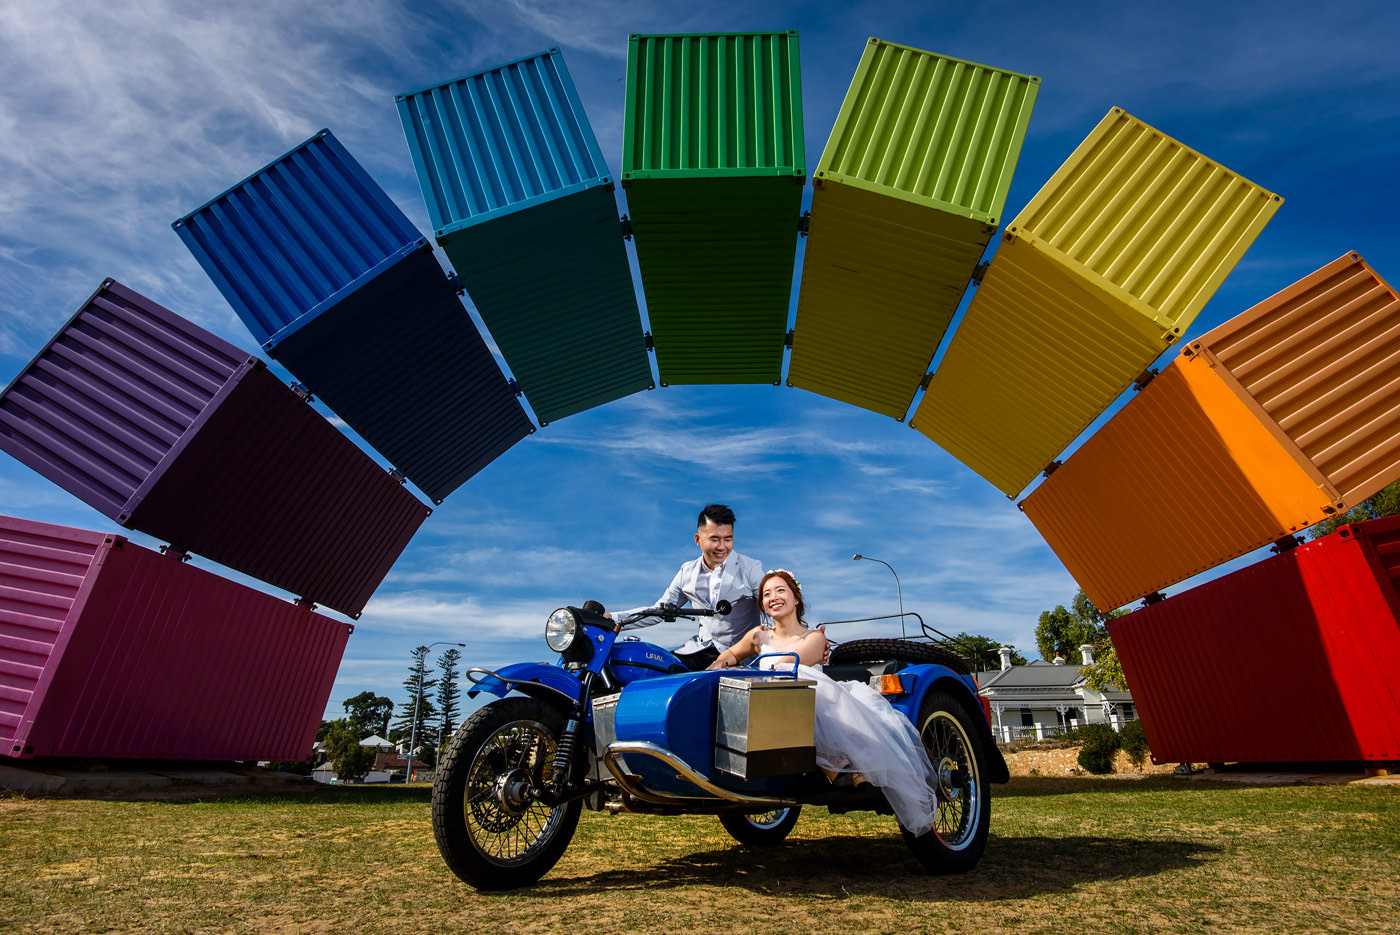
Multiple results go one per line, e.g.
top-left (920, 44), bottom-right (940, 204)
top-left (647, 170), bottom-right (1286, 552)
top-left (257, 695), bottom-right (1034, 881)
top-left (467, 662), bottom-right (581, 708)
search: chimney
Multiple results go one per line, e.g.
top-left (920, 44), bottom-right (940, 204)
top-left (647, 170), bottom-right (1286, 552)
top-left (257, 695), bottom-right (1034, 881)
top-left (1052, 654), bottom-right (1065, 665)
top-left (1080, 643), bottom-right (1095, 666)
top-left (999, 646), bottom-right (1014, 670)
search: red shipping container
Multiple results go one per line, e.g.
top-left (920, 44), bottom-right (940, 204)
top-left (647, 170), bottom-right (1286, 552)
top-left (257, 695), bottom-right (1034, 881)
top-left (1108, 516), bottom-right (1400, 765)
top-left (0, 514), bottom-right (351, 761)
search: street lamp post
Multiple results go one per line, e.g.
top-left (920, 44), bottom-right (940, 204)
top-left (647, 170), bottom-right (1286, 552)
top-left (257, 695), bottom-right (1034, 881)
top-left (853, 554), bottom-right (905, 637)
top-left (405, 640), bottom-right (464, 783)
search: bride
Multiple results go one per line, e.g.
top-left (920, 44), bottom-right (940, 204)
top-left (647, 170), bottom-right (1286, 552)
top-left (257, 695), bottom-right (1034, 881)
top-left (708, 569), bottom-right (940, 836)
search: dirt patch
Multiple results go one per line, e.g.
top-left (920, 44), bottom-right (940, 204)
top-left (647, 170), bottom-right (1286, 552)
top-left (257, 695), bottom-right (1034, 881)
top-left (1001, 744), bottom-right (1181, 777)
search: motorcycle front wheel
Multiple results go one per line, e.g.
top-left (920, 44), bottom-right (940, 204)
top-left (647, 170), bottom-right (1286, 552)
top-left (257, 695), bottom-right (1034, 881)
top-left (432, 697), bottom-right (582, 890)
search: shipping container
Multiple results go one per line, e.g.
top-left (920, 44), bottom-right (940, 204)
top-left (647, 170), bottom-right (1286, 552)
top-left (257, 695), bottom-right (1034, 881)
top-left (1108, 516), bottom-right (1400, 764)
top-left (789, 40), bottom-right (1039, 418)
top-left (174, 129), bottom-right (533, 502)
top-left (0, 280), bottom-right (430, 617)
top-left (622, 31), bottom-right (805, 384)
top-left (1020, 253), bottom-right (1400, 611)
top-left (912, 108), bottom-right (1282, 496)
top-left (0, 514), bottom-right (352, 761)
top-left (397, 51), bottom-right (653, 424)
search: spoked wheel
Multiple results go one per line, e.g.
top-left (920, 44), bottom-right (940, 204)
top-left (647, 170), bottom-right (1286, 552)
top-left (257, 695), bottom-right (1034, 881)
top-left (902, 689), bottom-right (991, 873)
top-left (718, 806), bottom-right (801, 846)
top-left (431, 697), bottom-right (582, 890)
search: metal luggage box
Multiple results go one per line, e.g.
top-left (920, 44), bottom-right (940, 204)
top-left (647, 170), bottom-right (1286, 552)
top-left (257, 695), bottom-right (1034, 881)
top-left (714, 674), bottom-right (816, 779)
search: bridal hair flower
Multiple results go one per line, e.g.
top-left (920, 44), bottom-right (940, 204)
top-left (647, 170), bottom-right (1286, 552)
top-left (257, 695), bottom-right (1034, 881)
top-left (766, 568), bottom-right (801, 592)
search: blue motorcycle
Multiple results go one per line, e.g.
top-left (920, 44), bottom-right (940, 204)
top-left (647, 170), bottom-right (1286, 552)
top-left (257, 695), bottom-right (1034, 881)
top-left (432, 601), bottom-right (1009, 890)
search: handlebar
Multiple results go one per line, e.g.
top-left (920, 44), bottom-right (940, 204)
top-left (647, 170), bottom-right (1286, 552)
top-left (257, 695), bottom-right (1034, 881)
top-left (618, 599), bottom-right (731, 626)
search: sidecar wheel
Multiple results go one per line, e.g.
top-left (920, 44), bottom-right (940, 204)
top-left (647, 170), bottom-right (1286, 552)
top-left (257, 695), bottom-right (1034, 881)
top-left (432, 697), bottom-right (582, 890)
top-left (718, 806), bottom-right (801, 846)
top-left (901, 690), bottom-right (991, 874)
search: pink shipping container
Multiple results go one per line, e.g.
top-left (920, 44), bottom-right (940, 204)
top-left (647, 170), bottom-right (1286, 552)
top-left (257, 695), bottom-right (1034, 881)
top-left (0, 514), bottom-right (352, 761)
top-left (1108, 516), bottom-right (1400, 765)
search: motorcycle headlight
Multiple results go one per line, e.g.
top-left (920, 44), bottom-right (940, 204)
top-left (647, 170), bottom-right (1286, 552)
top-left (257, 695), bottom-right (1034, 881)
top-left (545, 608), bottom-right (580, 653)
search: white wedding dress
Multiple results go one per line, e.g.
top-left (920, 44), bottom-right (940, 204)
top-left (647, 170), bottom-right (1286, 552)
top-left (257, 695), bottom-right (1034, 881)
top-left (755, 627), bottom-right (939, 835)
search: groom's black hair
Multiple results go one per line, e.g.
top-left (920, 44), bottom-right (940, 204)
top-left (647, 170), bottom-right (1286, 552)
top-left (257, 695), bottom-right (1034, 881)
top-left (697, 504), bottom-right (736, 528)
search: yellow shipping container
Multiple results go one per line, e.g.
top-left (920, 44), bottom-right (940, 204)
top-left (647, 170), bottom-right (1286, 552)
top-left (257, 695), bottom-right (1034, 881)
top-left (912, 107), bottom-right (1282, 496)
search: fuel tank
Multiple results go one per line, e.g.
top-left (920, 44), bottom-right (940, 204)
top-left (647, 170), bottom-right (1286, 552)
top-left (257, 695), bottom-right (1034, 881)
top-left (608, 637), bottom-right (687, 685)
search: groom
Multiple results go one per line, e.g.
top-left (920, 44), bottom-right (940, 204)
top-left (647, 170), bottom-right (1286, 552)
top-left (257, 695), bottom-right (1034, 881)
top-left (612, 503), bottom-right (765, 670)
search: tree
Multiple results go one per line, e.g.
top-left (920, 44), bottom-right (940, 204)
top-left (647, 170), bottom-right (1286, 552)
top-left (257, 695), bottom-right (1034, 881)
top-left (1035, 589), bottom-right (1121, 665)
top-left (390, 645), bottom-right (438, 747)
top-left (324, 719), bottom-right (376, 782)
top-left (949, 632), bottom-right (1027, 670)
top-left (342, 691), bottom-right (394, 739)
top-left (1309, 479), bottom-right (1400, 539)
top-left (436, 647), bottom-right (463, 748)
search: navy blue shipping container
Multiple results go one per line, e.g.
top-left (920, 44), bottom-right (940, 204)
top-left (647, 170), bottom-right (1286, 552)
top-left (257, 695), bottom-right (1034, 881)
top-left (174, 129), bottom-right (533, 502)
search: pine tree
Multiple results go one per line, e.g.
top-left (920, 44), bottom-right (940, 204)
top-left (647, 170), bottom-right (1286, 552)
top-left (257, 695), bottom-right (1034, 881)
top-left (436, 647), bottom-right (463, 748)
top-left (389, 645), bottom-right (438, 748)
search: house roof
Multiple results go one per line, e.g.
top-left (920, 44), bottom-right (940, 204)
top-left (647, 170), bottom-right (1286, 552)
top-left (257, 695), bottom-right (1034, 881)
top-left (359, 734), bottom-right (394, 748)
top-left (983, 660), bottom-right (1085, 690)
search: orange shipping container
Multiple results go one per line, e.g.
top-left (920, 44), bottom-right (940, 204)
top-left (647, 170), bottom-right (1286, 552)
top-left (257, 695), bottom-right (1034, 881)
top-left (1020, 253), bottom-right (1400, 610)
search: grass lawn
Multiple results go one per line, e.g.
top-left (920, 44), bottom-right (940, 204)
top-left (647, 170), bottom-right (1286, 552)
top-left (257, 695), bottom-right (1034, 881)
top-left (3, 775), bottom-right (1396, 934)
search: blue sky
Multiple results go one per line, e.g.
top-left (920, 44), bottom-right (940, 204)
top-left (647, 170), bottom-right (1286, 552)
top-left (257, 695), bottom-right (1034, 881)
top-left (2, 1), bottom-right (1398, 724)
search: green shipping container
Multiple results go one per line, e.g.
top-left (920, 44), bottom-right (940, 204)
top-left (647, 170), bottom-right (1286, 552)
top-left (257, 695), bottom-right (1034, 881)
top-left (790, 40), bottom-right (1039, 418)
top-left (622, 31), bottom-right (806, 384)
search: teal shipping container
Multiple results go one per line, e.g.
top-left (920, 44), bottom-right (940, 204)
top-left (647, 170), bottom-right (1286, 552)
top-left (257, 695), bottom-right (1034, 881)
top-left (622, 31), bottom-right (805, 384)
top-left (397, 50), bottom-right (653, 424)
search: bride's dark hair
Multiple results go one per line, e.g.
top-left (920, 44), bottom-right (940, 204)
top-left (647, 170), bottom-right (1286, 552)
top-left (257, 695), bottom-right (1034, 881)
top-left (760, 569), bottom-right (805, 623)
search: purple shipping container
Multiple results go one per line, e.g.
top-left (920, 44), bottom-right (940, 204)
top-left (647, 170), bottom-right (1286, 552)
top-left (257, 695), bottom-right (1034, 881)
top-left (0, 514), bottom-right (352, 761)
top-left (0, 280), bottom-right (430, 617)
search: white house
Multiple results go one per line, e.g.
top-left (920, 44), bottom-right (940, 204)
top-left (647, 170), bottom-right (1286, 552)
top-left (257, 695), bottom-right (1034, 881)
top-left (978, 644), bottom-right (1135, 743)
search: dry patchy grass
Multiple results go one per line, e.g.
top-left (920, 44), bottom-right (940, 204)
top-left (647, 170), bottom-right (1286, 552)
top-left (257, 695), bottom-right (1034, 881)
top-left (2, 777), bottom-right (1397, 935)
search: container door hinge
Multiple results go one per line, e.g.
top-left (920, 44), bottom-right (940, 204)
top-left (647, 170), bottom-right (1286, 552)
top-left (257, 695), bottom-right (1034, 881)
top-left (1271, 534), bottom-right (1303, 554)
top-left (798, 212), bottom-right (810, 236)
top-left (507, 378), bottom-right (522, 397)
top-left (1133, 368), bottom-right (1159, 391)
top-left (1042, 460), bottom-right (1062, 479)
top-left (785, 329), bottom-right (795, 349)
top-left (644, 332), bottom-right (655, 351)
top-left (620, 215), bottom-right (633, 239)
top-left (446, 271), bottom-right (464, 295)
top-left (1141, 591), bottom-right (1166, 606)
top-left (920, 371), bottom-right (934, 390)
top-left (160, 545), bottom-right (191, 562)
top-left (389, 469), bottom-right (407, 485)
top-left (971, 260), bottom-right (991, 285)
top-left (290, 382), bottom-right (314, 402)
top-left (294, 597), bottom-right (318, 611)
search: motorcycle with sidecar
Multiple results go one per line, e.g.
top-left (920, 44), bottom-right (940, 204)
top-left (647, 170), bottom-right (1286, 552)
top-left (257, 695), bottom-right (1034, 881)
top-left (431, 600), bottom-right (1009, 890)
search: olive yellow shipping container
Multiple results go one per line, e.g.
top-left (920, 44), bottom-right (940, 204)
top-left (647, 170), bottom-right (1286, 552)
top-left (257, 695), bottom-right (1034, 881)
top-left (913, 107), bottom-right (1282, 496)
top-left (789, 40), bottom-right (1039, 419)
top-left (1020, 253), bottom-right (1400, 610)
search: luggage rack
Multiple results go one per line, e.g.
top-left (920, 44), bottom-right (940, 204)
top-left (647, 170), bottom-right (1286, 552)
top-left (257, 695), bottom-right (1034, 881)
top-left (819, 611), bottom-right (980, 670)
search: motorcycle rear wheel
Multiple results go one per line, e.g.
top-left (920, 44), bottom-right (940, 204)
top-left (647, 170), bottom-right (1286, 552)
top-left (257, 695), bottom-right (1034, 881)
top-left (432, 697), bottom-right (582, 890)
top-left (718, 806), bottom-right (801, 846)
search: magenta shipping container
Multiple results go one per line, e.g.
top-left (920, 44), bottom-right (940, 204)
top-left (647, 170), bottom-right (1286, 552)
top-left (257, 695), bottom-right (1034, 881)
top-left (0, 514), bottom-right (352, 761)
top-left (1107, 516), bottom-right (1400, 765)
top-left (0, 279), bottom-right (430, 617)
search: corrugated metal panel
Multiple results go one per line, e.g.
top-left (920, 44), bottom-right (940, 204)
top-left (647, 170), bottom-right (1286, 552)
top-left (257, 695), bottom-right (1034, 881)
top-left (622, 32), bottom-right (804, 177)
top-left (265, 245), bottom-right (534, 503)
top-left (814, 39), bottom-right (1038, 224)
top-left (911, 109), bottom-right (1282, 496)
top-left (790, 41), bottom-right (1038, 417)
top-left (0, 281), bottom-right (431, 617)
top-left (622, 31), bottom-right (804, 385)
top-left (789, 185), bottom-right (990, 416)
top-left (174, 129), bottom-right (422, 349)
top-left (1019, 352), bottom-right (1339, 611)
top-left (397, 50), bottom-right (611, 233)
top-left (912, 233), bottom-right (1172, 495)
top-left (1109, 517), bottom-right (1400, 764)
top-left (1, 514), bottom-right (351, 761)
top-left (625, 177), bottom-right (798, 384)
top-left (398, 54), bottom-right (653, 424)
top-left (176, 131), bottom-right (533, 502)
top-left (1013, 107), bottom-right (1282, 335)
top-left (1191, 252), bottom-right (1400, 506)
top-left (435, 187), bottom-right (654, 423)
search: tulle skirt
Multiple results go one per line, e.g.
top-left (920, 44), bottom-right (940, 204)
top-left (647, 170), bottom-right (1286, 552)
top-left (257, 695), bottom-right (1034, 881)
top-left (800, 664), bottom-right (939, 835)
